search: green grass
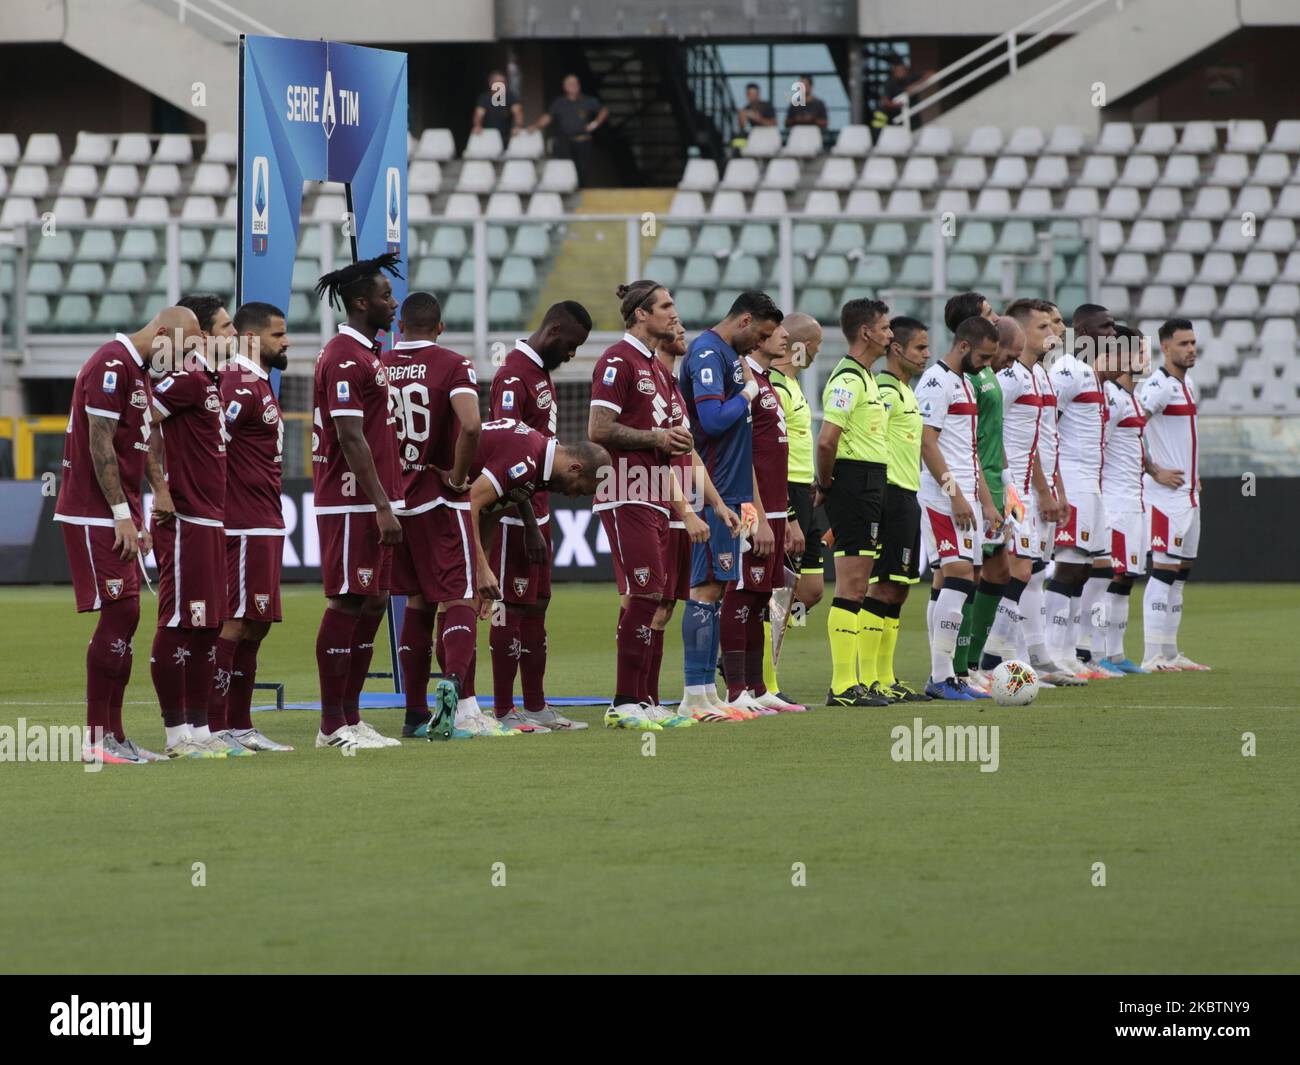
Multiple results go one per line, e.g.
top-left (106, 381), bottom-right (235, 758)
top-left (1, 582), bottom-right (1296, 974)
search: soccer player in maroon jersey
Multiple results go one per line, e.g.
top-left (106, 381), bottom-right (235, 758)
top-left (485, 300), bottom-right (592, 733)
top-left (209, 301), bottom-right (295, 751)
top-left (311, 254), bottom-right (406, 752)
top-left (55, 307), bottom-right (198, 764)
top-left (649, 322), bottom-right (737, 724)
top-left (721, 321), bottom-right (809, 714)
top-left (380, 290), bottom-right (495, 740)
top-left (588, 280), bottom-right (703, 730)
top-left (147, 294), bottom-right (245, 758)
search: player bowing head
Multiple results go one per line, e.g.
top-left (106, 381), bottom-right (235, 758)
top-left (532, 300), bottom-right (594, 371)
top-left (944, 292), bottom-right (998, 334)
top-left (177, 292), bottom-right (237, 369)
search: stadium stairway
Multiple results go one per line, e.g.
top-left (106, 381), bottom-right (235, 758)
top-left (531, 188), bottom-right (675, 333)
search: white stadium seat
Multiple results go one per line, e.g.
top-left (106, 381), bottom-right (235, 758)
top-left (885, 189), bottom-right (924, 214)
top-left (832, 125), bottom-right (873, 157)
top-left (741, 126), bottom-right (783, 158)
top-left (1226, 119), bottom-right (1267, 154)
top-left (1179, 121), bottom-right (1218, 154)
top-left (1196, 251), bottom-right (1236, 286)
top-left (669, 190), bottom-right (705, 215)
top-left (947, 157), bottom-right (988, 189)
top-left (1208, 153), bottom-right (1250, 187)
top-left (1274, 186), bottom-right (1300, 219)
top-left (71, 132), bottom-right (112, 165)
top-left (781, 126), bottom-right (823, 158)
top-left (1006, 126), bottom-right (1045, 155)
top-left (456, 160), bottom-right (496, 194)
top-left (191, 162), bottom-right (233, 197)
top-left (1267, 120), bottom-right (1300, 153)
top-left (973, 188), bottom-right (1012, 213)
top-left (310, 194), bottom-right (346, 222)
top-left (857, 157), bottom-right (898, 189)
top-left (988, 157), bottom-right (1028, 188)
top-left (141, 164), bottom-right (182, 197)
top-left (843, 189), bottom-right (882, 216)
top-left (1028, 155), bottom-right (1070, 189)
top-left (1180, 284), bottom-right (1219, 317)
top-left (112, 133), bottom-right (151, 164)
top-left (59, 165), bottom-right (98, 198)
top-left (11, 165), bottom-right (49, 198)
top-left (1136, 285), bottom-right (1177, 318)
top-left (750, 189), bottom-right (788, 216)
top-left (1257, 218), bottom-right (1296, 251)
top-left (710, 190), bottom-right (748, 215)
top-left (539, 159), bottom-right (578, 193)
top-left (1102, 187), bottom-right (1141, 219)
top-left (1190, 186), bottom-right (1232, 219)
top-left (1238, 251), bottom-right (1279, 286)
top-left (1153, 252), bottom-right (1195, 285)
top-left (913, 126), bottom-right (954, 156)
top-left (1262, 284), bottom-right (1300, 317)
top-left (762, 158), bottom-right (801, 189)
top-left (408, 160), bottom-right (442, 194)
top-left (496, 160), bottom-right (536, 193)
top-left (1062, 188), bottom-right (1100, 215)
top-left (1077, 156), bottom-right (1117, 188)
top-left (1096, 122), bottom-right (1135, 155)
top-left (963, 126), bottom-right (1004, 157)
top-left (1160, 154), bottom-right (1200, 188)
top-left (1118, 155), bottom-right (1159, 187)
top-left (504, 130), bottom-right (545, 159)
top-left (1140, 186), bottom-right (1184, 219)
top-left (1015, 188), bottom-right (1052, 213)
top-left (1234, 185), bottom-right (1272, 216)
top-left (203, 131), bottom-right (238, 164)
top-left (679, 158), bottom-right (720, 191)
top-left (153, 134), bottom-right (192, 164)
top-left (719, 158), bottom-right (760, 191)
top-left (442, 192), bottom-right (481, 217)
top-left (1250, 153), bottom-right (1290, 187)
top-left (815, 157), bottom-right (857, 190)
top-left (871, 126), bottom-right (912, 157)
top-left (415, 129), bottom-right (456, 161)
top-left (133, 196), bottom-right (169, 221)
top-left (1259, 318), bottom-right (1298, 344)
top-left (526, 192), bottom-right (564, 216)
top-left (1172, 219), bottom-right (1213, 253)
top-left (51, 196), bottom-right (87, 222)
top-left (1096, 220), bottom-right (1124, 253)
top-left (802, 190), bottom-right (840, 215)
top-left (90, 197), bottom-right (129, 221)
top-left (23, 133), bottom-right (62, 165)
top-left (407, 194), bottom-right (433, 221)
top-left (463, 129), bottom-right (503, 159)
top-left (485, 192), bottom-right (523, 217)
top-left (1045, 125), bottom-right (1085, 155)
top-left (100, 164), bottom-right (140, 197)
top-left (0, 133), bottom-right (21, 166)
top-left (1280, 251), bottom-right (1300, 283)
top-left (1136, 123), bottom-right (1177, 155)
top-left (1128, 220), bottom-right (1167, 252)
top-left (0, 197), bottom-right (38, 225)
top-left (898, 157), bottom-right (938, 189)
top-left (1109, 252), bottom-right (1149, 286)
top-left (1213, 218), bottom-right (1253, 253)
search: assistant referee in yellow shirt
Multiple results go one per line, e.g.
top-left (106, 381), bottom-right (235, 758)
top-left (815, 298), bottom-right (892, 707)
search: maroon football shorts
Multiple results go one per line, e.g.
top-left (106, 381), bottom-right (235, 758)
top-left (392, 505), bottom-right (475, 603)
top-left (226, 533), bottom-right (284, 621)
top-left (490, 519), bottom-right (553, 605)
top-left (662, 524), bottom-right (692, 602)
top-left (598, 504), bottom-right (668, 596)
top-left (317, 510), bottom-right (393, 598)
top-left (60, 521), bottom-right (141, 612)
top-left (736, 517), bottom-right (786, 594)
top-left (153, 516), bottom-right (227, 628)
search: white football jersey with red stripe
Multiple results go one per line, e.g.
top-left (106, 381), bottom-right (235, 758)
top-left (1032, 362), bottom-right (1059, 489)
top-left (1050, 351), bottom-right (1106, 494)
top-left (1139, 367), bottom-right (1199, 507)
top-left (1102, 379), bottom-right (1146, 509)
top-left (917, 361), bottom-right (980, 500)
top-left (998, 359), bottom-right (1043, 495)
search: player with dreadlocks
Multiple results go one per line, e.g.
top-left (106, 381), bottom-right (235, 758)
top-left (310, 253), bottom-right (408, 751)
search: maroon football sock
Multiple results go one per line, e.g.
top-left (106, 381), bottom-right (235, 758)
top-left (745, 606), bottom-right (767, 697)
top-left (227, 638), bottom-right (261, 731)
top-left (316, 606), bottom-right (356, 735)
top-left (720, 588), bottom-right (752, 701)
top-left (646, 626), bottom-right (666, 706)
top-left (208, 635), bottom-right (238, 732)
top-left (398, 604), bottom-right (435, 720)
top-left (489, 606), bottom-right (522, 714)
top-left (343, 608), bottom-right (384, 726)
top-left (440, 605), bottom-right (477, 692)
top-left (151, 626), bottom-right (189, 729)
top-left (614, 595), bottom-right (658, 706)
top-left (88, 597), bottom-right (138, 738)
top-left (434, 610), bottom-right (447, 671)
top-left (463, 648), bottom-right (477, 700)
top-left (519, 608), bottom-right (548, 711)
top-left (182, 628), bottom-right (218, 730)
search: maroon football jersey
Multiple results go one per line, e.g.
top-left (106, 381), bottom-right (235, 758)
top-left (219, 355), bottom-right (284, 533)
top-left (55, 334), bottom-right (153, 527)
top-left (383, 340), bottom-right (478, 514)
top-left (589, 334), bottom-right (672, 513)
top-left (152, 362), bottom-right (226, 523)
top-left (490, 342), bottom-right (556, 520)
top-left (472, 419), bottom-right (555, 514)
top-left (312, 325), bottom-right (402, 513)
top-left (748, 357), bottom-right (789, 516)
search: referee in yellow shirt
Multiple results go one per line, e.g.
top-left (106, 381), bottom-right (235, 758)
top-left (815, 298), bottom-right (892, 707)
top-left (862, 316), bottom-right (933, 702)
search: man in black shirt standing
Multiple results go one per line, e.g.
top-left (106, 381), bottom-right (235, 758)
top-left (529, 74), bottom-right (608, 187)
top-left (471, 69), bottom-right (524, 141)
top-left (784, 75), bottom-right (828, 131)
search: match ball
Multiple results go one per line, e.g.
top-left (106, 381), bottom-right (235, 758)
top-left (990, 660), bottom-right (1040, 707)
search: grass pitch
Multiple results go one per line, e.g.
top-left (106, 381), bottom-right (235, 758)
top-left (0, 582), bottom-right (1296, 974)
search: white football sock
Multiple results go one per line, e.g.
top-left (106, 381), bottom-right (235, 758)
top-left (1164, 576), bottom-right (1186, 658)
top-left (165, 723), bottom-right (190, 746)
top-left (191, 724), bottom-right (212, 741)
top-left (1143, 576), bottom-right (1170, 661)
top-left (1081, 575), bottom-right (1109, 661)
top-left (929, 583), bottom-right (967, 681)
top-left (1106, 590), bottom-right (1130, 659)
top-left (1021, 570), bottom-right (1046, 649)
top-left (1044, 583), bottom-right (1072, 658)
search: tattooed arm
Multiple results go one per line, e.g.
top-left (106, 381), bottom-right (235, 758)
top-left (88, 414), bottom-right (139, 562)
top-left (145, 419), bottom-right (174, 523)
top-left (587, 406), bottom-right (694, 456)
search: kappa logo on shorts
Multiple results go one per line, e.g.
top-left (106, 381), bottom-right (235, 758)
top-left (1152, 535), bottom-right (1165, 547)
top-left (357, 568), bottom-right (373, 588)
top-left (938, 539), bottom-right (955, 553)
top-left (636, 377), bottom-right (657, 395)
top-left (254, 593), bottom-right (270, 613)
top-left (189, 600), bottom-right (207, 627)
top-left (633, 567), bottom-right (650, 587)
top-left (512, 577), bottom-right (530, 597)
top-left (718, 552), bottom-right (734, 572)
top-left (750, 566), bottom-right (765, 584)
top-left (104, 578), bottom-right (123, 600)
top-left (1058, 530), bottom-right (1075, 543)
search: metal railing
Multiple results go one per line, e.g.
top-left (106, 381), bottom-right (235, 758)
top-left (892, 0), bottom-right (1126, 127)
top-left (142, 0), bottom-right (281, 40)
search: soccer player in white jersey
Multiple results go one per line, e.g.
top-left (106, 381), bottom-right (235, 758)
top-left (1099, 325), bottom-right (1186, 673)
top-left (1137, 318), bottom-right (1211, 671)
top-left (1046, 304), bottom-right (1119, 680)
top-left (916, 316), bottom-right (1001, 700)
top-left (979, 300), bottom-right (1082, 685)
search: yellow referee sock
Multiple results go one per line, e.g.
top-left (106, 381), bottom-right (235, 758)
top-left (827, 598), bottom-right (861, 692)
top-left (877, 612), bottom-right (901, 688)
top-left (857, 600), bottom-right (887, 689)
top-left (762, 620), bottom-right (780, 694)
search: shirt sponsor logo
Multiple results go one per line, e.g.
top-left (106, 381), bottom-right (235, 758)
top-left (375, 367), bottom-right (389, 388)
top-left (205, 393), bottom-right (221, 413)
top-left (603, 366), bottom-right (617, 385)
top-left (102, 371), bottom-right (117, 394)
top-left (760, 392), bottom-right (778, 410)
top-left (130, 389), bottom-right (148, 409)
top-left (535, 389), bottom-right (552, 409)
top-left (637, 377), bottom-right (657, 395)
top-left (262, 406), bottom-right (279, 425)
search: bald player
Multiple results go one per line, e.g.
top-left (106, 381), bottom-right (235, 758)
top-left (55, 307), bottom-right (201, 764)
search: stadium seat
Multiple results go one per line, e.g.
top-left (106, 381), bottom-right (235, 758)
top-left (1268, 119), bottom-right (1300, 153)
top-left (1027, 155), bottom-right (1069, 189)
top-left (1234, 185), bottom-right (1273, 217)
top-left (66, 262), bottom-right (107, 294)
top-left (408, 193), bottom-right (433, 221)
top-left (1077, 156), bottom-right (1117, 188)
top-left (33, 230), bottom-right (74, 263)
top-left (912, 126), bottom-right (954, 157)
top-left (831, 125), bottom-right (873, 157)
top-left (497, 161), bottom-right (537, 194)
top-left (443, 192), bottom-right (481, 218)
top-left (70, 132), bottom-right (112, 165)
top-left (672, 289), bottom-right (707, 326)
top-left (93, 294), bottom-right (135, 331)
top-left (1109, 252), bottom-right (1149, 286)
top-left (1044, 125), bottom-right (1084, 155)
top-left (947, 157), bottom-right (988, 189)
top-left (896, 253), bottom-right (933, 289)
top-left (815, 157), bottom-right (857, 190)
top-left (1117, 155), bottom-right (1159, 187)
top-left (415, 129), bottom-right (456, 161)
top-left (680, 257), bottom-right (720, 289)
top-left (1191, 186), bottom-right (1232, 219)
top-left (526, 192), bottom-right (564, 216)
top-left (946, 254), bottom-right (980, 288)
top-left (999, 220), bottom-right (1037, 255)
top-left (1280, 251), bottom-right (1300, 283)
top-left (22, 263), bottom-right (60, 300)
top-left (972, 187), bottom-right (1010, 213)
top-left (1015, 188), bottom-right (1052, 213)
top-left (802, 190), bottom-right (840, 215)
top-left (1262, 283), bottom-right (1300, 316)
top-left (1062, 188), bottom-right (1100, 215)
top-left (0, 133), bottom-right (21, 166)
top-left (1172, 219), bottom-right (1213, 252)
top-left (1102, 187), bottom-right (1141, 219)
top-left (1179, 121), bottom-right (1218, 154)
top-left (694, 223), bottom-right (733, 257)
top-left (497, 257), bottom-right (537, 291)
top-left (463, 129), bottom-right (503, 160)
top-left (954, 221), bottom-right (995, 255)
top-left (851, 256), bottom-right (891, 288)
top-left (871, 126), bottom-right (912, 157)
top-left (509, 224), bottom-right (550, 259)
top-left (750, 189), bottom-right (788, 215)
top-left (963, 126), bottom-right (1004, 157)
top-left (1208, 153), bottom-right (1250, 187)
top-left (100, 164), bottom-right (140, 197)
top-left (1179, 284), bottom-right (1219, 317)
top-left (1005, 126), bottom-right (1045, 156)
top-left (538, 159), bottom-right (578, 193)
top-left (669, 190), bottom-right (705, 216)
top-left (781, 126), bottom-right (824, 158)
top-left (48, 196), bottom-right (85, 223)
top-left (722, 254), bottom-right (763, 289)
top-left (642, 256), bottom-right (679, 289)
top-left (219, 197), bottom-right (237, 222)
top-left (1099, 284), bottom-right (1131, 317)
top-left (1135, 122), bottom-right (1177, 155)
top-left (457, 160), bottom-right (496, 194)
top-left (1136, 285), bottom-right (1177, 318)
top-left (1258, 218), bottom-right (1296, 251)
top-left (719, 158), bottom-right (760, 191)
top-left (78, 229), bottom-right (118, 262)
top-left (761, 159), bottom-right (801, 190)
top-left (58, 164), bottom-right (97, 198)
top-left (133, 196), bottom-right (170, 221)
top-left (154, 134), bottom-right (192, 164)
top-left (291, 258), bottom-right (319, 294)
top-left (1213, 376), bottom-right (1258, 413)
top-left (1096, 122), bottom-right (1135, 155)
top-left (1160, 154), bottom-right (1200, 188)
top-left (709, 190), bottom-right (747, 215)
top-left (1153, 252), bottom-right (1195, 285)
top-left (883, 188), bottom-right (921, 214)
top-left (679, 158), bottom-right (719, 191)
top-left (23, 133), bottom-right (62, 165)
top-left (741, 126), bottom-right (783, 158)
top-left (504, 130), bottom-right (544, 159)
top-left (11, 165), bottom-right (49, 198)
top-left (204, 130), bottom-right (238, 164)
top-left (1096, 219), bottom-right (1124, 253)
top-left (858, 157), bottom-right (898, 189)
top-left (1140, 186), bottom-right (1184, 219)
top-left (737, 223), bottom-right (776, 256)
top-left (937, 188), bottom-right (972, 214)
top-left (113, 133), bottom-right (151, 164)
top-left (1127, 219), bottom-right (1167, 252)
top-left (1217, 319), bottom-right (1257, 348)
top-left (1226, 119), bottom-right (1267, 154)
top-left (0, 197), bottom-right (38, 225)
top-left (89, 197), bottom-right (128, 221)
top-left (795, 288), bottom-right (835, 321)
top-left (141, 164), bottom-right (182, 197)
top-left (190, 162), bottom-right (232, 196)
top-left (452, 257), bottom-right (493, 291)
top-left (792, 223), bottom-right (825, 257)
top-left (408, 160), bottom-right (442, 194)
top-left (429, 225), bottom-right (469, 258)
top-left (195, 261), bottom-right (235, 294)
top-left (827, 222), bottom-right (867, 255)
top-left (54, 295), bottom-right (94, 329)
top-left (843, 189), bottom-right (882, 215)
top-left (1238, 251), bottom-right (1278, 286)
top-left (988, 157), bottom-right (1028, 188)
top-left (868, 223), bottom-right (908, 255)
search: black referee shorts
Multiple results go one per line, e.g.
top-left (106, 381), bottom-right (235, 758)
top-left (872, 484), bottom-right (922, 585)
top-left (824, 460), bottom-right (887, 558)
top-left (787, 481), bottom-right (826, 574)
